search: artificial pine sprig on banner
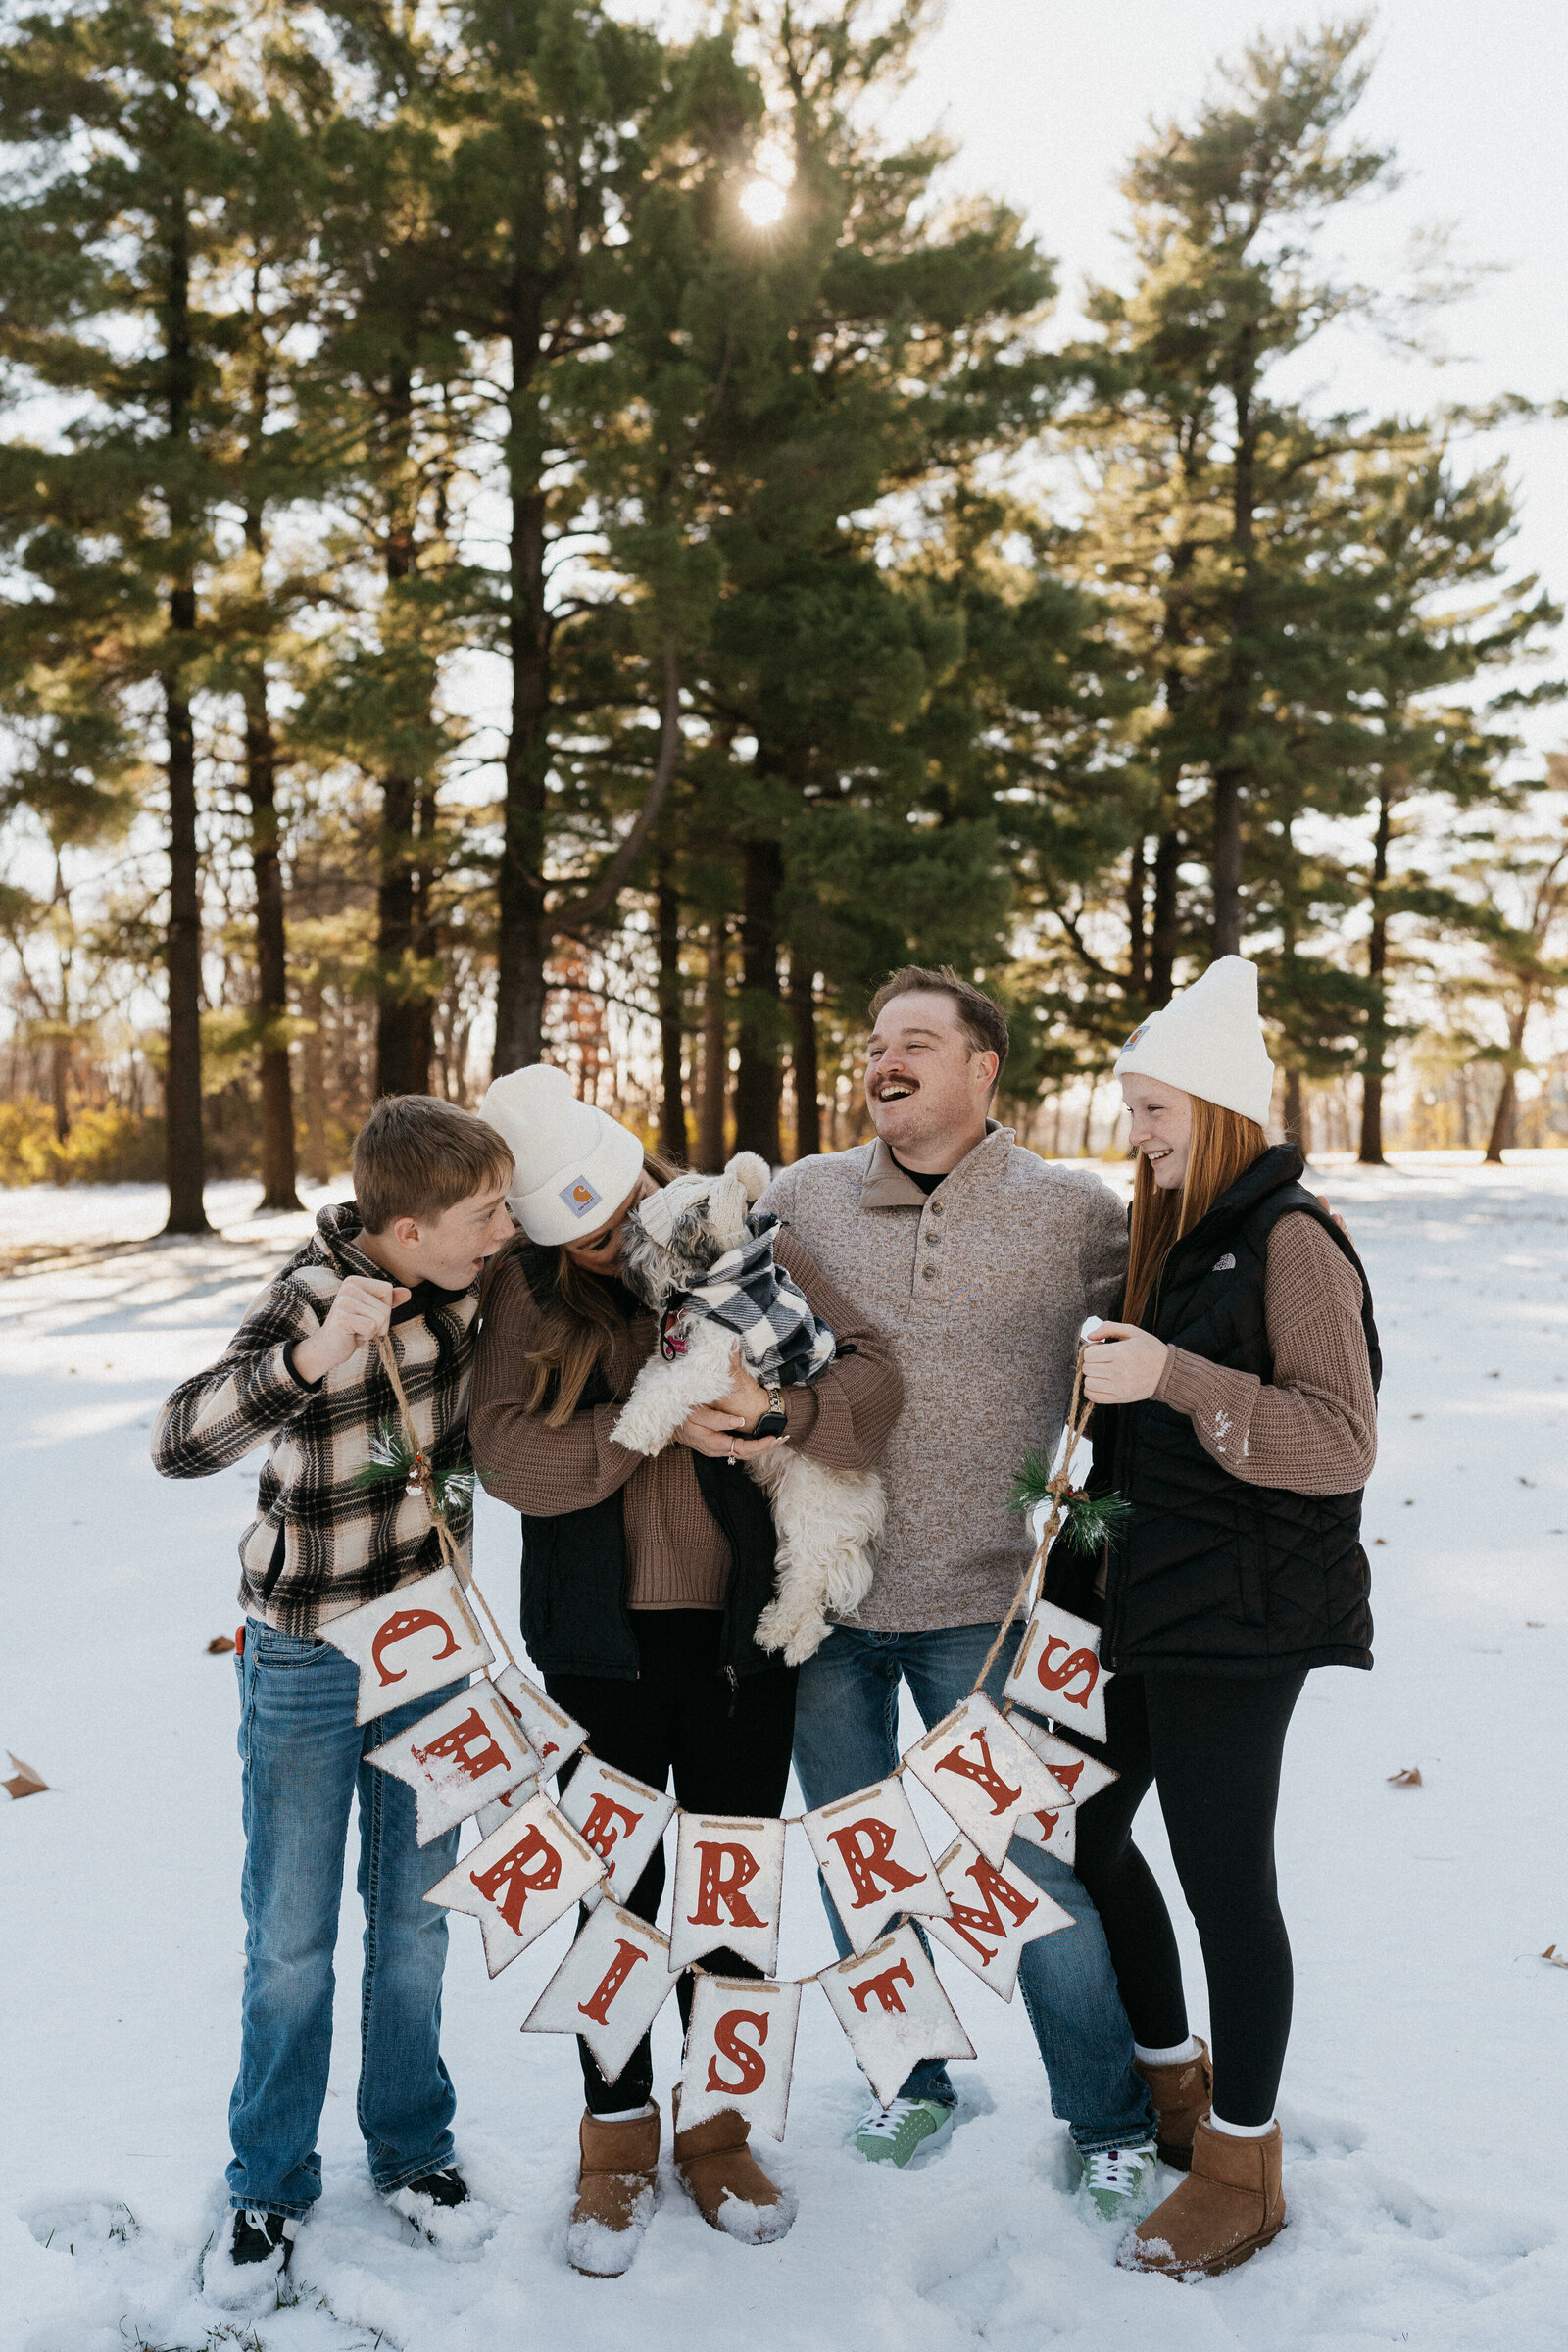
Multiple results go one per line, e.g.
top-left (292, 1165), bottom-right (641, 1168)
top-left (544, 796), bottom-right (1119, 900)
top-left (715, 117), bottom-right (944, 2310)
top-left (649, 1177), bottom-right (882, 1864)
top-left (1007, 1451), bottom-right (1132, 1557)
top-left (354, 1422), bottom-right (475, 1517)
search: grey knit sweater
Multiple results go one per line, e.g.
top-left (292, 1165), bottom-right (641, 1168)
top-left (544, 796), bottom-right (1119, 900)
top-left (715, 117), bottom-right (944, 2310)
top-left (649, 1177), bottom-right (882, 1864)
top-left (759, 1129), bottom-right (1128, 1631)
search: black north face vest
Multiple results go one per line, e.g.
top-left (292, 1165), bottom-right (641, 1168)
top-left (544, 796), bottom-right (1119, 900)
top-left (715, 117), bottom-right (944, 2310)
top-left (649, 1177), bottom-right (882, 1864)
top-left (1047, 1145), bottom-right (1381, 1679)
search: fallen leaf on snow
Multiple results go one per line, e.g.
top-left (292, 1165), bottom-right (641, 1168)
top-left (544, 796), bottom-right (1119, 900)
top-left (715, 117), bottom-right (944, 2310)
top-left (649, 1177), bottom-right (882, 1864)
top-left (1374, 1537), bottom-right (1387, 1545)
top-left (206, 1635), bottom-right (235, 1655)
top-left (1387, 1767), bottom-right (1423, 1788)
top-left (1542, 1945), bottom-right (1568, 1970)
top-left (3, 1753), bottom-right (48, 1800)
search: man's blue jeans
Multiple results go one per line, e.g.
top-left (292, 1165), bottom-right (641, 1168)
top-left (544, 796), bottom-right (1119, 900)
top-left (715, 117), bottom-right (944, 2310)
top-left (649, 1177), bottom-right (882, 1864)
top-left (792, 1621), bottom-right (1154, 2156)
top-left (227, 1620), bottom-right (465, 2216)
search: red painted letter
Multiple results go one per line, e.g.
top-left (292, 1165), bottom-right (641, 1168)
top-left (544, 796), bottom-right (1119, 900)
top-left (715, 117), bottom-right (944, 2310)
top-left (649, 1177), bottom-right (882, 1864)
top-left (850, 1957), bottom-right (916, 2016)
top-left (371, 1607), bottom-right (459, 1687)
top-left (577, 1937), bottom-right (648, 2027)
top-left (932, 1729), bottom-right (1022, 1815)
top-left (944, 1853), bottom-right (1040, 1964)
top-left (1036, 1639), bottom-right (1100, 1706)
top-left (687, 1841), bottom-right (765, 1929)
top-left (578, 1793), bottom-right (644, 1865)
top-left (410, 1705), bottom-right (508, 1784)
top-left (825, 1816), bottom-right (924, 1910)
top-left (469, 1826), bottom-right (561, 1934)
top-left (706, 2007), bottom-right (770, 2097)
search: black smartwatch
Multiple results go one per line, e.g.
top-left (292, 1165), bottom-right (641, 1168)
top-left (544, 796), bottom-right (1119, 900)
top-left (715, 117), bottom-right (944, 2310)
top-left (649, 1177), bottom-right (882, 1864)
top-left (751, 1384), bottom-right (787, 1438)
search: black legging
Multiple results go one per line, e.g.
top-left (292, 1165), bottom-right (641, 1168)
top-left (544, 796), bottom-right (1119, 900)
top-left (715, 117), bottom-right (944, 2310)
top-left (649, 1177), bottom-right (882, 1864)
top-left (548, 1610), bottom-right (798, 2117)
top-left (1070, 1667), bottom-right (1306, 2128)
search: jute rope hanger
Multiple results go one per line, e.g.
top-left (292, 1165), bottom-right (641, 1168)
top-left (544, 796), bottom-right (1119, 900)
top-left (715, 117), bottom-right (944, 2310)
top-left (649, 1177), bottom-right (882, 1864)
top-left (373, 1324), bottom-right (1095, 1972)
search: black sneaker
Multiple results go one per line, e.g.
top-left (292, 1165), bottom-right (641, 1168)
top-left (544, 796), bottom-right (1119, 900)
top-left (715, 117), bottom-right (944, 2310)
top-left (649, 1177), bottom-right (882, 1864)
top-left (386, 2165), bottom-right (477, 2244)
top-left (205, 2207), bottom-right (297, 2306)
top-left (390, 2164), bottom-right (469, 2212)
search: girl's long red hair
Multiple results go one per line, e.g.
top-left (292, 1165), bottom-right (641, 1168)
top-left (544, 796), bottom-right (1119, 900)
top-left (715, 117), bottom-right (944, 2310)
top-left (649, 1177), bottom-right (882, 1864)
top-left (1122, 1097), bottom-right (1269, 1327)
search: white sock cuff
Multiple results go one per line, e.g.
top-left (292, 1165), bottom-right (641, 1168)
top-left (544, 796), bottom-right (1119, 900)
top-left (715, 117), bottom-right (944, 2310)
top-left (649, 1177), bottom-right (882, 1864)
top-left (1135, 2036), bottom-right (1199, 2067)
top-left (1209, 2111), bottom-right (1274, 2139)
top-left (593, 2103), bottom-right (657, 2124)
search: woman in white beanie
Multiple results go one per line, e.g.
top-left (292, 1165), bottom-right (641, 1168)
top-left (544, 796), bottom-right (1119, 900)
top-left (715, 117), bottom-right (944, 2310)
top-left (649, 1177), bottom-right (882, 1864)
top-left (467, 1065), bottom-right (901, 2276)
top-left (1042, 957), bottom-right (1381, 2279)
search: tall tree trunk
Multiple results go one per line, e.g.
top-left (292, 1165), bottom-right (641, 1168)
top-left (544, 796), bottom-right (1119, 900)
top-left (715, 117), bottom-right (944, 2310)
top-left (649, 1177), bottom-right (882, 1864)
top-left (733, 838), bottom-right (783, 1163)
top-left (1484, 1008), bottom-right (1529, 1163)
top-left (699, 921), bottom-right (727, 1170)
top-left (1284, 1065), bottom-right (1304, 1152)
top-left (1125, 834), bottom-right (1148, 999)
top-left (299, 973), bottom-right (329, 1183)
top-left (375, 770), bottom-right (420, 1097)
top-left (789, 955), bottom-right (820, 1161)
top-left (244, 675), bottom-right (301, 1208)
top-left (160, 177), bottom-right (207, 1235)
top-left (409, 781), bottom-right (437, 1094)
top-left (1357, 780), bottom-right (1394, 1165)
top-left (657, 851), bottom-right (687, 1166)
top-left (494, 286), bottom-right (551, 1074)
top-left (1211, 350), bottom-right (1258, 959)
top-left (1150, 826), bottom-right (1182, 1005)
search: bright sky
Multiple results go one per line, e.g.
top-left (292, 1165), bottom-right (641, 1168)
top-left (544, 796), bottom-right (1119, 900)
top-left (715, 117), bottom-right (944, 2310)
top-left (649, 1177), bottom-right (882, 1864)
top-left (880, 0), bottom-right (1568, 758)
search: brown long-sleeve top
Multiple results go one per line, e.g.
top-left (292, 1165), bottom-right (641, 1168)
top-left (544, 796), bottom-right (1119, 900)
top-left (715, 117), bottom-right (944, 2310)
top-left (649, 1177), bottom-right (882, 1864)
top-left (470, 1227), bottom-right (904, 1610)
top-left (1153, 1212), bottom-right (1378, 1492)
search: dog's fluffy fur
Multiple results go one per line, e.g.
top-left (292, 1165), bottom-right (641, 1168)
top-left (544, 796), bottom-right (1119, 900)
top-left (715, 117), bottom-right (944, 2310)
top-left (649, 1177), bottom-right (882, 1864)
top-left (611, 1152), bottom-right (884, 1665)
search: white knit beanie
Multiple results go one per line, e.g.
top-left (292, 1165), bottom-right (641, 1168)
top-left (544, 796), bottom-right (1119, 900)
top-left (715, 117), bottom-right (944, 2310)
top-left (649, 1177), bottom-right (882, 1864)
top-left (477, 1063), bottom-right (646, 1245)
top-left (1113, 955), bottom-right (1275, 1130)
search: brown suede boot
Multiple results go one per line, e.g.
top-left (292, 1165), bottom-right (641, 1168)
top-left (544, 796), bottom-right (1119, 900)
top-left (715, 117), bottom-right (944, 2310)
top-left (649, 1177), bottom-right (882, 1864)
top-left (566, 2104), bottom-right (661, 2278)
top-left (1133, 2037), bottom-right (1213, 2172)
top-left (671, 2087), bottom-right (796, 2244)
top-left (1120, 2118), bottom-right (1286, 2278)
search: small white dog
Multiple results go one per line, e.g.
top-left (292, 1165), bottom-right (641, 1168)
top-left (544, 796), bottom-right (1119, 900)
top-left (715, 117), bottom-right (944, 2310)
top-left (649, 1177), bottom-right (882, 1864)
top-left (611, 1152), bottom-right (885, 1665)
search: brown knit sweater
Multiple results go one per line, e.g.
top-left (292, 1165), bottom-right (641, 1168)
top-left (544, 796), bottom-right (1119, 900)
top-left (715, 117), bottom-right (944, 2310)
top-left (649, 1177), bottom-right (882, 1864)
top-left (470, 1228), bottom-right (903, 1610)
top-left (1152, 1211), bottom-right (1377, 1490)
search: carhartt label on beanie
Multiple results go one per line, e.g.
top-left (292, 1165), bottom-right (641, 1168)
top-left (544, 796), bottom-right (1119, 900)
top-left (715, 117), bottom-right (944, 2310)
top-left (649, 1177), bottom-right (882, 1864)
top-left (1114, 956), bottom-right (1275, 1129)
top-left (477, 1063), bottom-right (645, 1246)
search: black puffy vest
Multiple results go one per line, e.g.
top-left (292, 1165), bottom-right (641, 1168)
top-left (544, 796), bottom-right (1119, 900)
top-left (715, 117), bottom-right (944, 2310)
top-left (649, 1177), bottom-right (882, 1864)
top-left (511, 1249), bottom-right (785, 1684)
top-left (1046, 1145), bottom-right (1381, 1679)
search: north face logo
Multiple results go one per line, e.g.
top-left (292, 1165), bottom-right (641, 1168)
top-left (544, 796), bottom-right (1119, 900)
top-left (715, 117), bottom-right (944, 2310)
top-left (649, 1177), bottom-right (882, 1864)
top-left (1212, 1252), bottom-right (1236, 1271)
top-left (561, 1177), bottom-right (603, 1218)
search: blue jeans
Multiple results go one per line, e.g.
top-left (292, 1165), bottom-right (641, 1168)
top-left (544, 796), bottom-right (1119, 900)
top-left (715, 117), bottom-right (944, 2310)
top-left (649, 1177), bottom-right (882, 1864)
top-left (227, 1620), bottom-right (465, 2216)
top-left (792, 1622), bottom-right (1154, 2156)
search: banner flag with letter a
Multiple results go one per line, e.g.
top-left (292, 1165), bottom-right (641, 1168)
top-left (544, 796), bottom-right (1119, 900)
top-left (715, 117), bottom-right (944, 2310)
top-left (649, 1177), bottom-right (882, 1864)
top-left (1002, 1597), bottom-right (1111, 1743)
top-left (902, 1693), bottom-right (1070, 1867)
top-left (522, 1901), bottom-right (678, 2086)
top-left (492, 1663), bottom-right (588, 1780)
top-left (817, 1923), bottom-right (974, 2106)
top-left (557, 1757), bottom-right (676, 1908)
top-left (1007, 1711), bottom-right (1119, 1808)
top-left (925, 1834), bottom-right (1074, 1999)
top-left (424, 1790), bottom-right (603, 1976)
top-left (802, 1779), bottom-right (951, 1955)
top-left (318, 1565), bottom-right (494, 1726)
top-left (668, 1813), bottom-right (786, 1976)
top-left (678, 1974), bottom-right (802, 2143)
top-left (368, 1682), bottom-right (541, 1845)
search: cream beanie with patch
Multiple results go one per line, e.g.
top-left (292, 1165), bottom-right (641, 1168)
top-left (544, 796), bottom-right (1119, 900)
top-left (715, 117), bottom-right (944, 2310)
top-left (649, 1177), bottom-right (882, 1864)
top-left (477, 1063), bottom-right (645, 1245)
top-left (1114, 955), bottom-right (1275, 1130)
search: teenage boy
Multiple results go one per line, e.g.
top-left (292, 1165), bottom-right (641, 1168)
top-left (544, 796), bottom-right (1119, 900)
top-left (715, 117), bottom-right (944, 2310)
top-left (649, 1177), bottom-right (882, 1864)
top-left (760, 968), bottom-right (1162, 2218)
top-left (153, 1097), bottom-right (515, 2293)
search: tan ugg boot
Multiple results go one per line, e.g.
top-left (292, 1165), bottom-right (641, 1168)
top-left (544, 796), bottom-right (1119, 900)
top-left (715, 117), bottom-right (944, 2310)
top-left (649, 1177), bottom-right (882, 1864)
top-left (1119, 2118), bottom-right (1286, 2278)
top-left (1133, 2037), bottom-right (1213, 2171)
top-left (566, 2104), bottom-right (661, 2278)
top-left (671, 2087), bottom-right (796, 2244)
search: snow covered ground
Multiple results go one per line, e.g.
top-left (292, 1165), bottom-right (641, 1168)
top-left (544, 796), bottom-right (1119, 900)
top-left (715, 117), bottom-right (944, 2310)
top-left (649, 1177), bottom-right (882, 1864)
top-left (2, 1153), bottom-right (1566, 2352)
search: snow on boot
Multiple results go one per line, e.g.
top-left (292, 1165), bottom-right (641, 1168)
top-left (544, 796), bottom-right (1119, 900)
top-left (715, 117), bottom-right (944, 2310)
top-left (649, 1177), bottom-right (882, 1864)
top-left (1133, 2038), bottom-right (1213, 2172)
top-left (1079, 2140), bottom-right (1159, 2225)
top-left (386, 2164), bottom-right (488, 2251)
top-left (567, 2105), bottom-right (661, 2278)
top-left (672, 2087), bottom-right (795, 2244)
top-left (203, 2207), bottom-right (297, 2308)
top-left (852, 2096), bottom-right (954, 2170)
top-left (1119, 2118), bottom-right (1287, 2278)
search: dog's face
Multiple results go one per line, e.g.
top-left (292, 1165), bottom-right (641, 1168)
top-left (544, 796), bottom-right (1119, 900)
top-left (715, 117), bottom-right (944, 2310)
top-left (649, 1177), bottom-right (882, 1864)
top-left (619, 1170), bottom-right (753, 1308)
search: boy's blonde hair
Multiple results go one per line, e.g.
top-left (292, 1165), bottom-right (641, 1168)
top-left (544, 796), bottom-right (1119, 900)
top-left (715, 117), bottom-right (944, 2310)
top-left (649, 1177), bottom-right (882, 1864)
top-left (352, 1096), bottom-right (514, 1237)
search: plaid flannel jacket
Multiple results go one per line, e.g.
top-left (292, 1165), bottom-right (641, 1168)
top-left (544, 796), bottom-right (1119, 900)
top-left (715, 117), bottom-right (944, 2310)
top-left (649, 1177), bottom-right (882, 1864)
top-left (152, 1202), bottom-right (479, 1635)
top-left (674, 1213), bottom-right (837, 1388)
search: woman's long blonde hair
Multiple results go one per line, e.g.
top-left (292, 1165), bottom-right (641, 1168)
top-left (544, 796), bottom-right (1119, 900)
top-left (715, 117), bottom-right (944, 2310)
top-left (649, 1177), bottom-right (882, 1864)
top-left (1122, 1096), bottom-right (1269, 1328)
top-left (522, 1151), bottom-right (677, 1427)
